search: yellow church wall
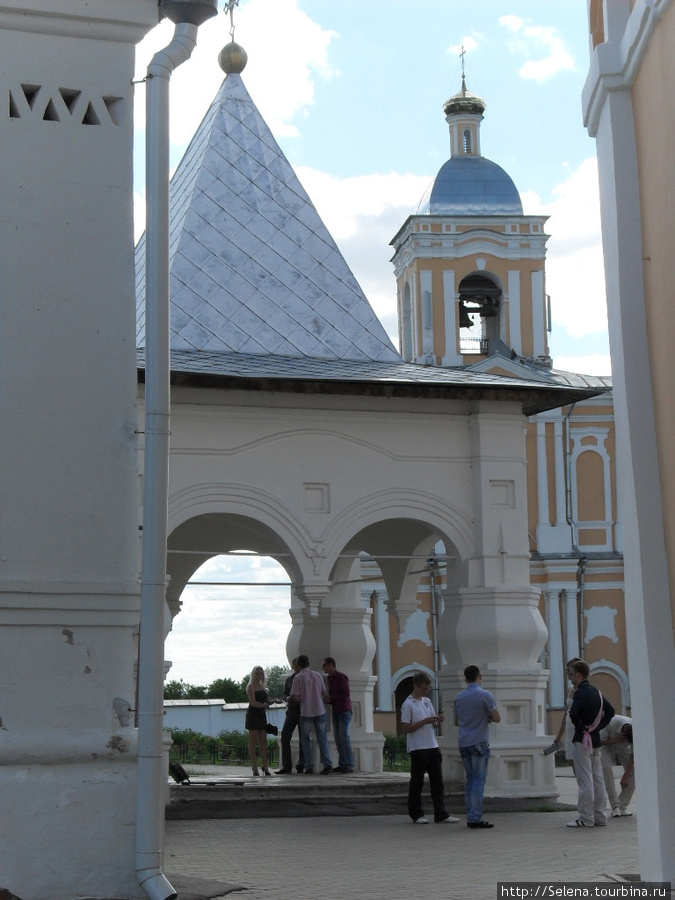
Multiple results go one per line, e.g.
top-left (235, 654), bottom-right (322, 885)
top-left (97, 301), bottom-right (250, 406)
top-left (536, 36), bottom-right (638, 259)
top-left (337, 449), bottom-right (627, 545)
top-left (405, 253), bottom-right (544, 361)
top-left (632, 1), bottom-right (675, 631)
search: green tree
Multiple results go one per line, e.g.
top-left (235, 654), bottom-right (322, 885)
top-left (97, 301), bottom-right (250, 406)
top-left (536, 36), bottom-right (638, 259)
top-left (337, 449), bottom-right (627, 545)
top-left (163, 679), bottom-right (207, 700)
top-left (237, 663), bottom-right (289, 699)
top-left (264, 664), bottom-right (289, 699)
top-left (206, 677), bottom-right (247, 702)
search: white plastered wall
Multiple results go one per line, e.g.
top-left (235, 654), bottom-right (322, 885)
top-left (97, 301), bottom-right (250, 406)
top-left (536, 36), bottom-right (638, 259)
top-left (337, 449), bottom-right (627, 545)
top-left (0, 3), bottom-right (157, 899)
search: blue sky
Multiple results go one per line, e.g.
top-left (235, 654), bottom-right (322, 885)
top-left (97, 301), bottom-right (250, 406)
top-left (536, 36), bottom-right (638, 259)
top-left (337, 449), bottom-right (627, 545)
top-left (133, 1), bottom-right (609, 684)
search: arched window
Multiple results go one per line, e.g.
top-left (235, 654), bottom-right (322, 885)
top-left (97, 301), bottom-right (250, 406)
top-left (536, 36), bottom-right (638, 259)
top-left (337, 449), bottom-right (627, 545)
top-left (458, 272), bottom-right (502, 354)
top-left (463, 128), bottom-right (472, 154)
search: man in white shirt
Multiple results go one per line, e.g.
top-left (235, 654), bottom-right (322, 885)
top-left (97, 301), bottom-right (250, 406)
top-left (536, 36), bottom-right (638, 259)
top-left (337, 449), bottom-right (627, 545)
top-left (400, 672), bottom-right (459, 825)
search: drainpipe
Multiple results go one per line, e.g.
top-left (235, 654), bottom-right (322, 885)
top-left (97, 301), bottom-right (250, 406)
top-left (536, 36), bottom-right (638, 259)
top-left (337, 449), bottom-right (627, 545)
top-left (136, 4), bottom-right (216, 900)
top-left (563, 403), bottom-right (586, 658)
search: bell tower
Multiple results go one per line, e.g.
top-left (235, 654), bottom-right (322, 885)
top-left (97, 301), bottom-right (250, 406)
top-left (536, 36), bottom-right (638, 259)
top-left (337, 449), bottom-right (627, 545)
top-left (391, 77), bottom-right (550, 369)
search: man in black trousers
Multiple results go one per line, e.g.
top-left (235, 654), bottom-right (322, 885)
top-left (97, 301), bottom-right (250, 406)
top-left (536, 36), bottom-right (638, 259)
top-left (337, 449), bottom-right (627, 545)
top-left (275, 658), bottom-right (305, 774)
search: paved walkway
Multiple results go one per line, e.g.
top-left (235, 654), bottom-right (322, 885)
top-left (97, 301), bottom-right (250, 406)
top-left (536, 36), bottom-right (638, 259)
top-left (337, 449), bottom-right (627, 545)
top-left (163, 769), bottom-right (642, 900)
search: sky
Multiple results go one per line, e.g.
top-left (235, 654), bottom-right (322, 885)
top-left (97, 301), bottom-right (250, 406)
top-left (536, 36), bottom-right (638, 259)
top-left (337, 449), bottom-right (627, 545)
top-left (132, 0), bottom-right (609, 686)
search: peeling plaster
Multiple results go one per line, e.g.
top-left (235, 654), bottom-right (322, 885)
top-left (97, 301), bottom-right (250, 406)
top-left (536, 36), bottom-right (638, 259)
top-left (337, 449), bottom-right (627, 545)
top-left (61, 628), bottom-right (74, 645)
top-left (584, 606), bottom-right (619, 644)
top-left (397, 609), bottom-right (431, 647)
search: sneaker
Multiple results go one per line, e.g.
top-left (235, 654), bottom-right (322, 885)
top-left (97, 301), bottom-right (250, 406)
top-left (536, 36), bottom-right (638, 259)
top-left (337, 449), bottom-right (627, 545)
top-left (303, 769), bottom-right (314, 774)
top-left (566, 819), bottom-right (589, 827)
top-left (619, 809), bottom-right (633, 816)
top-left (413, 817), bottom-right (429, 824)
top-left (320, 766), bottom-right (333, 775)
top-left (436, 816), bottom-right (460, 824)
top-left (611, 806), bottom-right (622, 817)
top-left (467, 821), bottom-right (494, 829)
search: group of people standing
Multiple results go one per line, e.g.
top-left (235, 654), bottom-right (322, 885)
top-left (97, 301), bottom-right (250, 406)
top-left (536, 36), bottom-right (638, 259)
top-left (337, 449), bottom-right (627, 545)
top-left (246, 655), bottom-right (633, 830)
top-left (244, 655), bottom-right (354, 777)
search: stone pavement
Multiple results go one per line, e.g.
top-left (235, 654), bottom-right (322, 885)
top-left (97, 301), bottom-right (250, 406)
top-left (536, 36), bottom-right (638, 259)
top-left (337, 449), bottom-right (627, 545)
top-left (163, 769), bottom-right (642, 900)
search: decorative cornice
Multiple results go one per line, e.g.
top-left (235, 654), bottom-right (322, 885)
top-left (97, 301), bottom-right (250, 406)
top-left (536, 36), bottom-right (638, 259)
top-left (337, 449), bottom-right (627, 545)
top-left (583, 0), bottom-right (674, 137)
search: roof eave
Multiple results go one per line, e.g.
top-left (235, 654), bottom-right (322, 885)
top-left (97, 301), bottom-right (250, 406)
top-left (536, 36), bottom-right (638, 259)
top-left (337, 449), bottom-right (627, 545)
top-left (137, 366), bottom-right (605, 417)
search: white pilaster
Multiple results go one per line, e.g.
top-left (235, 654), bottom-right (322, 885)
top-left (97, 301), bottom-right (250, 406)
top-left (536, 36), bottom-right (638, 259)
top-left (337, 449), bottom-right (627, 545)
top-left (507, 269), bottom-right (521, 355)
top-left (531, 269), bottom-right (546, 358)
top-left (563, 588), bottom-right (580, 662)
top-left (442, 269), bottom-right (462, 365)
top-left (419, 269), bottom-right (433, 362)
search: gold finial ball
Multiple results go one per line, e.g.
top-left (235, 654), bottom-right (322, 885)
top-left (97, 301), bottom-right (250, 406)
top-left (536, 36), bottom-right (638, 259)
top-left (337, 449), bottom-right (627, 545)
top-left (219, 41), bottom-right (248, 75)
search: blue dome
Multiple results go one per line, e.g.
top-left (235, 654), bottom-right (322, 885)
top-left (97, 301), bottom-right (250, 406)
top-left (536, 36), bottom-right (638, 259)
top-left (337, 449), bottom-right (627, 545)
top-left (428, 156), bottom-right (523, 216)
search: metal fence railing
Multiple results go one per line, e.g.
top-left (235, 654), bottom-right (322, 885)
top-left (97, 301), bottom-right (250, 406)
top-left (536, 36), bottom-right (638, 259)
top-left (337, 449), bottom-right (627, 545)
top-left (169, 741), bottom-right (573, 771)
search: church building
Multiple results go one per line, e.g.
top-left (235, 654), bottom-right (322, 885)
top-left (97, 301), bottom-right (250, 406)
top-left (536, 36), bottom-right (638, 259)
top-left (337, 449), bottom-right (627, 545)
top-left (4, 1), bottom-right (662, 897)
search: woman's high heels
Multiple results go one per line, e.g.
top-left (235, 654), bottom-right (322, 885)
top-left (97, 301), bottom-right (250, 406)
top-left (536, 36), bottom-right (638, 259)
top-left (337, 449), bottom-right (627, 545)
top-left (262, 768), bottom-right (272, 776)
top-left (252, 767), bottom-right (260, 776)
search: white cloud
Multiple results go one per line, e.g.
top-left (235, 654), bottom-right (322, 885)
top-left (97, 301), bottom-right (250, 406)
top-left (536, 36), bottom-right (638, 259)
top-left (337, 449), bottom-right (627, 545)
top-left (165, 555), bottom-right (292, 685)
top-left (540, 157), bottom-right (608, 339)
top-left (499, 17), bottom-right (575, 82)
top-left (133, 0), bottom-right (337, 155)
top-left (553, 354), bottom-right (612, 376)
top-left (448, 35), bottom-right (479, 56)
top-left (499, 15), bottom-right (525, 33)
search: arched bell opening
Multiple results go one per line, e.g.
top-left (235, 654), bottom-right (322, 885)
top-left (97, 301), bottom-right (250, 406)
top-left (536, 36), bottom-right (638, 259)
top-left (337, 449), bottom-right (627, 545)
top-left (458, 271), bottom-right (503, 354)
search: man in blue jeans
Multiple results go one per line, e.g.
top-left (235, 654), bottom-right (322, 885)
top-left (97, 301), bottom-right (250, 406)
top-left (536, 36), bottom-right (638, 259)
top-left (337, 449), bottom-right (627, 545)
top-left (322, 657), bottom-right (354, 773)
top-left (454, 664), bottom-right (500, 829)
top-left (290, 655), bottom-right (333, 774)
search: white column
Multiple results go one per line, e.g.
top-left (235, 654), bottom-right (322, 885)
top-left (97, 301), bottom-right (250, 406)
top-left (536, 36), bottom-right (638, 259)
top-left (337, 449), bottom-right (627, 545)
top-left (419, 269), bottom-right (433, 362)
top-left (0, 4), bottom-right (157, 899)
top-left (545, 589), bottom-right (564, 706)
top-left (442, 269), bottom-right (462, 365)
top-left (563, 588), bottom-right (580, 662)
top-left (536, 419), bottom-right (550, 528)
top-left (553, 418), bottom-right (567, 526)
top-left (536, 414), bottom-right (572, 554)
top-left (371, 589), bottom-right (393, 711)
top-left (437, 404), bottom-right (555, 799)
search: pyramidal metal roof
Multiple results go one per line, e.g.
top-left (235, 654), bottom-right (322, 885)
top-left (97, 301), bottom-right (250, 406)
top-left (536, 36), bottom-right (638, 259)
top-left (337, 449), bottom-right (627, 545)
top-left (135, 73), bottom-right (400, 363)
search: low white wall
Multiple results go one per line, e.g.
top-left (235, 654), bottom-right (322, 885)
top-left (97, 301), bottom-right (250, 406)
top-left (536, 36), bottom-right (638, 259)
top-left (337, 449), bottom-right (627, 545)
top-left (163, 699), bottom-right (286, 736)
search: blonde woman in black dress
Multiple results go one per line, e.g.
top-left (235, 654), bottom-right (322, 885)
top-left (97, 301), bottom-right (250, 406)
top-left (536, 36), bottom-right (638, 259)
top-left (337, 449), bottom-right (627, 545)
top-left (245, 665), bottom-right (271, 775)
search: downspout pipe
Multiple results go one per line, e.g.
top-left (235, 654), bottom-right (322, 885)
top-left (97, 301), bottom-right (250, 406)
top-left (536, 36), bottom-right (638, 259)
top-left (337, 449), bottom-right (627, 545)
top-left (563, 402), bottom-right (586, 658)
top-left (136, 6), bottom-right (215, 899)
